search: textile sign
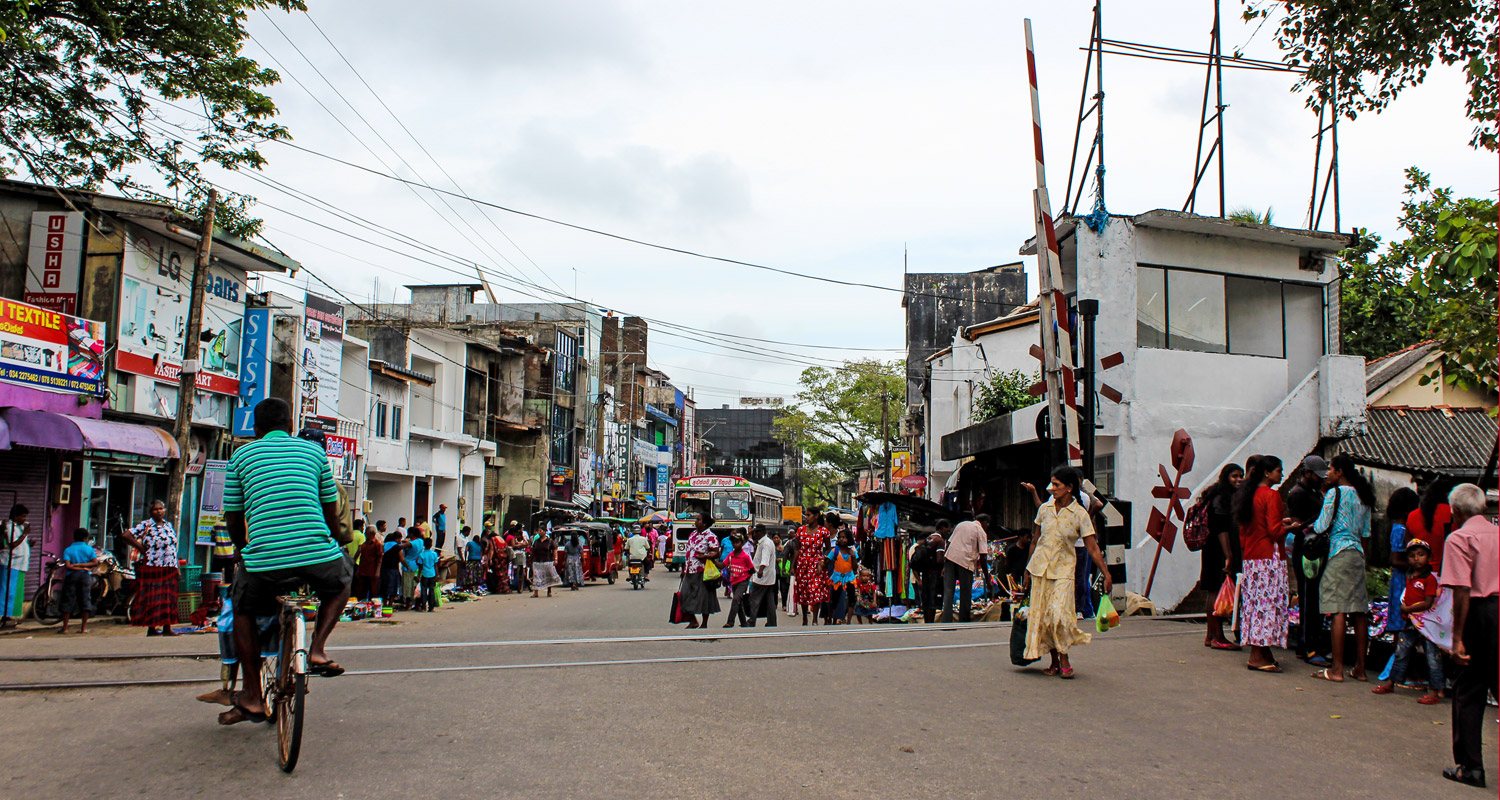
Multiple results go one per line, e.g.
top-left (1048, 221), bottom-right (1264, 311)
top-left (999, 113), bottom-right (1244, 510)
top-left (0, 296), bottom-right (106, 394)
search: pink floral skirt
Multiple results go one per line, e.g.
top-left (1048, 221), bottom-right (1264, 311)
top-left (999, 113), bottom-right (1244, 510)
top-left (1239, 557), bottom-right (1288, 648)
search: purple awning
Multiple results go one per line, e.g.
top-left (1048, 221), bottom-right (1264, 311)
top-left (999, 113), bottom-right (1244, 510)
top-left (0, 408), bottom-right (177, 458)
top-left (69, 415), bottom-right (178, 458)
top-left (0, 408), bottom-right (85, 450)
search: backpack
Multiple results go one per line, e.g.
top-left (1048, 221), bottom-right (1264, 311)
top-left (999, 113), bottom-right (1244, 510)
top-left (1182, 495), bottom-right (1212, 552)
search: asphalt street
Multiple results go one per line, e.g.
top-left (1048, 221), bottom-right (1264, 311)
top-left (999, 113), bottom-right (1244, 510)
top-left (0, 576), bottom-right (1494, 799)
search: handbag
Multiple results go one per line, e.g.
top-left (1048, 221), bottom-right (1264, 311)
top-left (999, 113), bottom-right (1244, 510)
top-left (669, 591), bottom-right (684, 624)
top-left (1010, 605), bottom-right (1040, 666)
top-left (1300, 488), bottom-right (1338, 562)
top-left (702, 559), bottom-right (721, 582)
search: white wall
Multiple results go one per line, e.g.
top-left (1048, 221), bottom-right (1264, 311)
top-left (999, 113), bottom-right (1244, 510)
top-left (1073, 219), bottom-right (1350, 610)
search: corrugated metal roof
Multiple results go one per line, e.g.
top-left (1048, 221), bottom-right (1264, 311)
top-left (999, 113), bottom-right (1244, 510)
top-left (1365, 340), bottom-right (1438, 396)
top-left (1335, 406), bottom-right (1497, 477)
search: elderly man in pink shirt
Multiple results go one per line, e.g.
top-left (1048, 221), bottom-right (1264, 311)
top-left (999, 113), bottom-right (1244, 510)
top-left (1438, 483), bottom-right (1497, 789)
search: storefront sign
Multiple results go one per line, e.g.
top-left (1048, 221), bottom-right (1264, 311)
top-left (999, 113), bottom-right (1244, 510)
top-left (195, 459), bottom-right (228, 546)
top-left (232, 307), bottom-right (271, 436)
top-left (325, 434), bottom-right (357, 486)
top-left (118, 227), bottom-right (245, 395)
top-left (891, 450), bottom-right (912, 480)
top-left (0, 296), bottom-right (106, 394)
top-left (655, 445), bottom-right (670, 508)
top-left (900, 475), bottom-right (928, 490)
top-left (25, 211), bottom-right (83, 314)
top-left (301, 292), bottom-right (344, 421)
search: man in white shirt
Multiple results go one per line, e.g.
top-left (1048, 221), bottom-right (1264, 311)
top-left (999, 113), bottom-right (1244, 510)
top-left (744, 524), bottom-right (779, 628)
top-left (940, 514), bottom-right (991, 623)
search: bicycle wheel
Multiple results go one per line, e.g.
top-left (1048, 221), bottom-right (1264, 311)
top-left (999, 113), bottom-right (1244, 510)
top-left (31, 584), bottom-right (60, 625)
top-left (274, 606), bottom-right (307, 773)
top-left (276, 671), bottom-right (305, 772)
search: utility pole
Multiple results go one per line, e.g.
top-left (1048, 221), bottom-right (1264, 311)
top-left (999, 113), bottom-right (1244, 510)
top-left (880, 390), bottom-right (891, 491)
top-left (165, 190), bottom-right (217, 527)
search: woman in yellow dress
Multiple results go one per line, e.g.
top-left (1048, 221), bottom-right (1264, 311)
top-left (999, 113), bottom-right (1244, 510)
top-left (1024, 466), bottom-right (1113, 678)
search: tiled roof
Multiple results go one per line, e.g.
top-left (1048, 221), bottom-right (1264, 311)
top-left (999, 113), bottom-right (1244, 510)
top-left (1335, 406), bottom-right (1497, 478)
top-left (1365, 340), bottom-right (1438, 396)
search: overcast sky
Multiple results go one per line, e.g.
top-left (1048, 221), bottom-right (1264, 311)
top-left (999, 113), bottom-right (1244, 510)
top-left (194, 1), bottom-right (1494, 406)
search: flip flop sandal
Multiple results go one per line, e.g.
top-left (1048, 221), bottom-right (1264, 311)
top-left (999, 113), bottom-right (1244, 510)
top-left (1310, 668), bottom-right (1342, 682)
top-left (1209, 641), bottom-right (1242, 651)
top-left (1059, 668), bottom-right (1075, 679)
top-left (1042, 667), bottom-right (1061, 676)
top-left (308, 660), bottom-right (345, 678)
top-left (1370, 685), bottom-right (1395, 695)
top-left (1418, 695), bottom-right (1441, 705)
top-left (1345, 670), bottom-right (1368, 682)
top-left (219, 692), bottom-right (268, 725)
top-left (1247, 663), bottom-right (1284, 673)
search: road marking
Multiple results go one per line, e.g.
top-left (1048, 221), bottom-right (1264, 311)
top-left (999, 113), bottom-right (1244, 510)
top-left (0, 629), bottom-right (1197, 691)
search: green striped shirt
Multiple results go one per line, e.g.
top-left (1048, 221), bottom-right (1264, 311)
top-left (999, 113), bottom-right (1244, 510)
top-left (224, 430), bottom-right (344, 573)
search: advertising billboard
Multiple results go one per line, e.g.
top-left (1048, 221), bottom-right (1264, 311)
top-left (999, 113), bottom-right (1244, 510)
top-left (0, 296), bottom-right (106, 395)
top-left (25, 211), bottom-right (83, 314)
top-left (117, 226), bottom-right (245, 395)
top-left (231, 307), bottom-right (271, 436)
top-left (302, 292), bottom-right (344, 422)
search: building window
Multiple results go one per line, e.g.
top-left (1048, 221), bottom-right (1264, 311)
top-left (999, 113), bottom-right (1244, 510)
top-left (1137, 266), bottom-right (1166, 349)
top-left (1167, 270), bottom-right (1226, 353)
top-left (554, 331), bottom-right (577, 395)
top-left (551, 405), bottom-right (574, 464)
top-left (1138, 265), bottom-right (1324, 360)
top-left (1094, 453), bottom-right (1116, 497)
top-left (391, 405), bottom-right (403, 440)
top-left (375, 402), bottom-right (388, 438)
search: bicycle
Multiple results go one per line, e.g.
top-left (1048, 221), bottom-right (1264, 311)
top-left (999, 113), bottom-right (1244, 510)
top-left (259, 595), bottom-right (309, 773)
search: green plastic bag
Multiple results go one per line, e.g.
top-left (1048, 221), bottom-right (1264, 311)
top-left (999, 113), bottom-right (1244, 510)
top-left (1095, 594), bottom-right (1120, 632)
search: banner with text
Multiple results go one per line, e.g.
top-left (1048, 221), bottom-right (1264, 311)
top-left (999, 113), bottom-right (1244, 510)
top-left (0, 296), bottom-right (106, 395)
top-left (302, 292), bottom-right (344, 422)
top-left (25, 211), bottom-right (83, 314)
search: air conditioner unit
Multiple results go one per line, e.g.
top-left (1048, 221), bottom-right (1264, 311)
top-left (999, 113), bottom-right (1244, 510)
top-left (362, 499), bottom-right (374, 513)
top-left (486, 456), bottom-right (507, 468)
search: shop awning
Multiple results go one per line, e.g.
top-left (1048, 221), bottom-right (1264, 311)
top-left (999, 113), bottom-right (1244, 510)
top-left (0, 408), bottom-right (178, 458)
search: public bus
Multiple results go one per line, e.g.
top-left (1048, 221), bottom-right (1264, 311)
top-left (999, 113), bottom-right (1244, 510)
top-left (666, 475), bottom-right (784, 570)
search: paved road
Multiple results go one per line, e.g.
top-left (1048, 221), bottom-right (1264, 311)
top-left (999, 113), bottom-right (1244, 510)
top-left (1, 577), bottom-right (1494, 798)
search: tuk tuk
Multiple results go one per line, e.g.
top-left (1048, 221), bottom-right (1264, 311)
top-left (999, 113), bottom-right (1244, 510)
top-left (551, 522), bottom-right (619, 584)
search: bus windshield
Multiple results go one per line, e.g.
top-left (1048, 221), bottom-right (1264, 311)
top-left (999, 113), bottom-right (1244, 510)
top-left (675, 490), bottom-right (711, 520)
top-left (713, 490), bottom-right (751, 521)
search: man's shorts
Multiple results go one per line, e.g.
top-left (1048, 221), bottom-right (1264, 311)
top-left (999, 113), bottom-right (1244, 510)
top-left (231, 555), bottom-right (352, 617)
top-left (58, 571), bottom-right (93, 614)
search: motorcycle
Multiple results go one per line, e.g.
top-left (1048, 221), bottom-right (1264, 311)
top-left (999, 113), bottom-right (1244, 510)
top-left (627, 559), bottom-right (645, 590)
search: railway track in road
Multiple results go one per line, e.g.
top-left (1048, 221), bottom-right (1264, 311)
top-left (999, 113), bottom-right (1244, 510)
top-left (0, 624), bottom-right (1198, 691)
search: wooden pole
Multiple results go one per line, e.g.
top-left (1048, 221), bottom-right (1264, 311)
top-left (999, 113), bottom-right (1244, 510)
top-left (165, 190), bottom-right (217, 527)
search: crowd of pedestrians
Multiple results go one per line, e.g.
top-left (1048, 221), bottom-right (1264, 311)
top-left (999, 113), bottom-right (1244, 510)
top-left (1194, 452), bottom-right (1496, 789)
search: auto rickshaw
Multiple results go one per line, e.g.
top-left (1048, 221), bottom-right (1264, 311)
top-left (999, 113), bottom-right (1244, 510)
top-left (549, 522), bottom-right (619, 584)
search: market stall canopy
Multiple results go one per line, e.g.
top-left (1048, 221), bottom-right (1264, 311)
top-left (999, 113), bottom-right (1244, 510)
top-left (854, 491), bottom-right (966, 522)
top-left (0, 408), bottom-right (178, 458)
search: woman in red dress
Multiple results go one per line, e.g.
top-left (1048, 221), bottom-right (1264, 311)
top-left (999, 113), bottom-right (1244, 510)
top-left (792, 509), bottom-right (829, 626)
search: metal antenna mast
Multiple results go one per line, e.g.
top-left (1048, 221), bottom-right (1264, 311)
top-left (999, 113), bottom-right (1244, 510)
top-left (1306, 98), bottom-right (1342, 231)
top-left (1184, 0), bottom-right (1227, 216)
top-left (1061, 0), bottom-right (1106, 221)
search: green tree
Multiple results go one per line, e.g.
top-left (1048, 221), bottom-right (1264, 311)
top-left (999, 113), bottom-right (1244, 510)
top-left (1244, 1), bottom-right (1497, 151)
top-left (1337, 230), bottom-right (1429, 360)
top-left (971, 369), bottom-right (1038, 423)
top-left (1228, 207), bottom-right (1274, 226)
top-left (0, 0), bottom-right (303, 236)
top-left (773, 359), bottom-right (904, 507)
top-left (1337, 168), bottom-right (1497, 392)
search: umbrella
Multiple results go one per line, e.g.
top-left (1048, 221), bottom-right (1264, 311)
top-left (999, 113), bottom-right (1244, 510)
top-left (637, 511), bottom-right (668, 524)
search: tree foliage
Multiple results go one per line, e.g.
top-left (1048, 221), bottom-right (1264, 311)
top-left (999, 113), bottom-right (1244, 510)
top-left (971, 369), bottom-right (1038, 423)
top-left (0, 0), bottom-right (302, 237)
top-left (773, 359), bottom-right (904, 507)
top-left (1228, 207), bottom-right (1274, 226)
top-left (1338, 168), bottom-right (1497, 392)
top-left (1244, 0), bottom-right (1498, 151)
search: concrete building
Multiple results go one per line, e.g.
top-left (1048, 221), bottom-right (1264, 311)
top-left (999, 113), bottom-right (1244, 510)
top-left (935, 211), bottom-right (1364, 611)
top-left (903, 263), bottom-right (1028, 409)
top-left (697, 406), bottom-right (800, 502)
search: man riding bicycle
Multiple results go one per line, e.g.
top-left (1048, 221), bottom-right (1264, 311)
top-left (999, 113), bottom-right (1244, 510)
top-left (220, 398), bottom-right (351, 725)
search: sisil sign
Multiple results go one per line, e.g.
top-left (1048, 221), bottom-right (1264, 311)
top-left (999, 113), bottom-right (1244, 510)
top-left (679, 476), bottom-right (747, 488)
top-left (738, 396), bottom-right (784, 407)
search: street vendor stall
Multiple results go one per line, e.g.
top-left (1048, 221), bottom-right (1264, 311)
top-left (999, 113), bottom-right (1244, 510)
top-left (855, 492), bottom-right (969, 613)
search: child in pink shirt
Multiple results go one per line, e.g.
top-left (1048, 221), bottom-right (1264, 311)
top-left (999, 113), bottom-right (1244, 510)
top-left (724, 532), bottom-right (756, 629)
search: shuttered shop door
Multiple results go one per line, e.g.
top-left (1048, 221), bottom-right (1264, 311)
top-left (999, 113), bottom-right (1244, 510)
top-left (0, 450), bottom-right (52, 599)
